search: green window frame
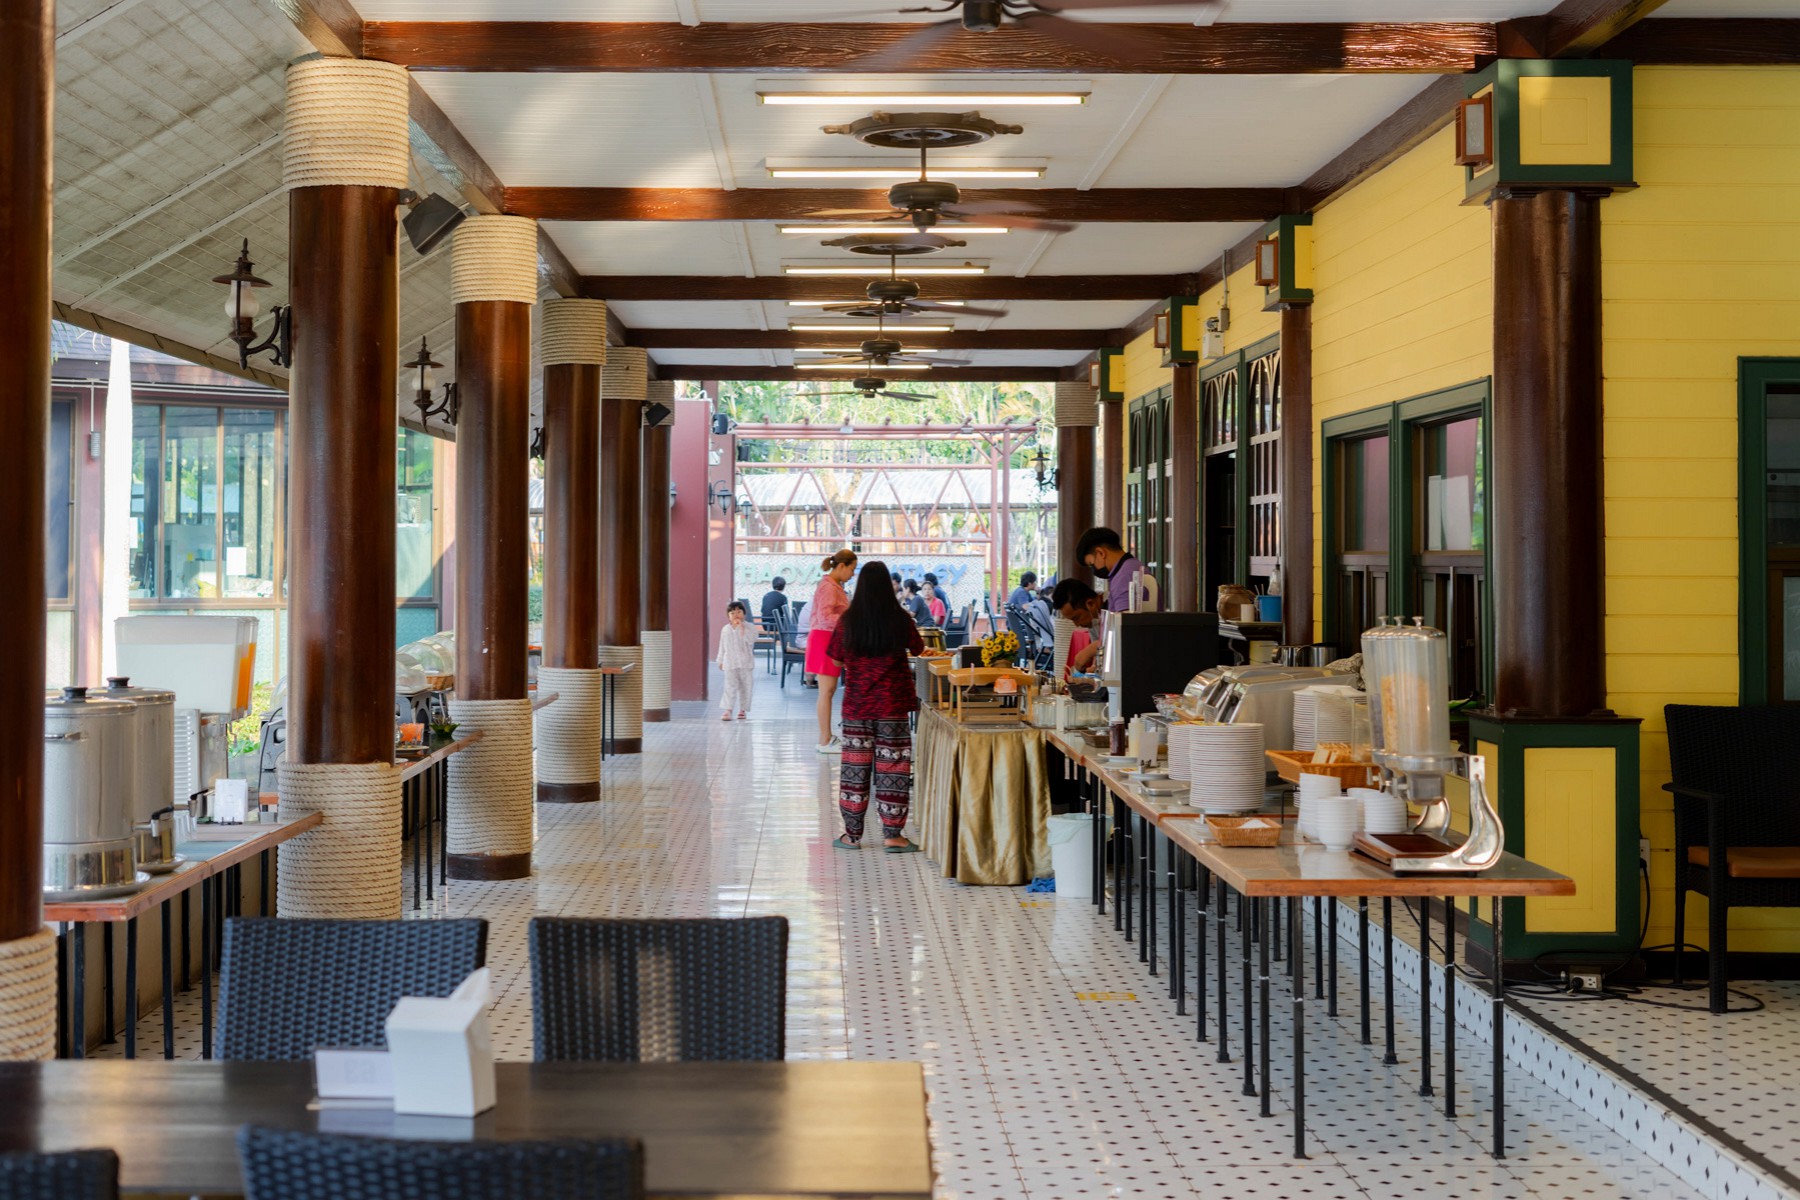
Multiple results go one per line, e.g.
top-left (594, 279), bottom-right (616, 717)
top-left (1197, 334), bottom-right (1282, 607)
top-left (1740, 357), bottom-right (1800, 704)
top-left (1127, 385), bottom-right (1172, 592)
top-left (1323, 379), bottom-right (1494, 702)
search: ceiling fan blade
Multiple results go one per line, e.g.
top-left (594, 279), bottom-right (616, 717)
top-left (821, 302), bottom-right (880, 312)
top-left (935, 197), bottom-right (1039, 215)
top-left (906, 300), bottom-right (1007, 318)
top-left (1014, 10), bottom-right (1159, 60)
top-left (801, 209), bottom-right (903, 219)
top-left (943, 208), bottom-right (1075, 234)
top-left (890, 355), bottom-right (964, 365)
top-left (1036, 0), bottom-right (1220, 9)
top-left (881, 390), bottom-right (939, 402)
top-left (849, 17), bottom-right (964, 72)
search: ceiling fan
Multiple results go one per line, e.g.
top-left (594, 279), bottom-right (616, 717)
top-left (817, 254), bottom-right (1008, 320)
top-left (854, 0), bottom-right (1220, 65)
top-left (805, 114), bottom-right (1073, 235)
top-left (805, 336), bottom-right (963, 370)
top-left (808, 375), bottom-right (940, 403)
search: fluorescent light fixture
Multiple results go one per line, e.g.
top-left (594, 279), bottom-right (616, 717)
top-left (776, 224), bottom-right (1008, 236)
top-left (785, 265), bottom-right (987, 276)
top-left (789, 323), bottom-right (953, 332)
top-left (768, 167), bottom-right (1044, 180)
top-left (760, 92), bottom-right (1087, 106)
top-left (786, 299), bottom-right (966, 307)
top-left (796, 362), bottom-right (930, 371)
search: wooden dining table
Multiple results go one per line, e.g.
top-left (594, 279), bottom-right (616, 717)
top-left (0, 1059), bottom-right (935, 1199)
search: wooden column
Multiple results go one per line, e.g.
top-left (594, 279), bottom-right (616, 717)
top-left (540, 360), bottom-right (602, 676)
top-left (600, 348), bottom-right (649, 753)
top-left (1169, 360), bottom-right (1200, 612)
top-left (0, 0), bottom-right (51, 948)
top-left (641, 381), bottom-right (674, 723)
top-left (1057, 425), bottom-right (1094, 582)
top-left (1100, 396), bottom-right (1124, 534)
top-left (1492, 188), bottom-right (1608, 719)
top-left (1278, 303), bottom-right (1315, 645)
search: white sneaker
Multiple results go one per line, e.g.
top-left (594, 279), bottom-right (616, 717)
top-left (816, 738), bottom-right (842, 755)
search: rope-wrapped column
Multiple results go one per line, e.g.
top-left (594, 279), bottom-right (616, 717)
top-left (280, 57), bottom-right (409, 916)
top-left (600, 347), bottom-right (648, 752)
top-left (1055, 381), bottom-right (1098, 585)
top-left (277, 763), bottom-right (402, 918)
top-left (537, 299), bottom-right (608, 801)
top-left (641, 382), bottom-right (675, 722)
top-left (450, 214), bottom-right (538, 879)
top-left (0, 0), bottom-right (54, 1058)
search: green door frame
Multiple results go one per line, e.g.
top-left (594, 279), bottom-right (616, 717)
top-left (1739, 357), bottom-right (1800, 704)
top-left (1197, 334), bottom-right (1281, 606)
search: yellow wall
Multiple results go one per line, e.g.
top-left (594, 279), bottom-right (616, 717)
top-left (1603, 66), bottom-right (1800, 953)
top-left (1307, 124), bottom-right (1497, 630)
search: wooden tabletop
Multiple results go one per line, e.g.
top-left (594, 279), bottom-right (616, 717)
top-left (0, 1060), bottom-right (934, 1199)
top-left (396, 729), bottom-right (485, 782)
top-left (1045, 729), bottom-right (1203, 826)
top-left (1161, 820), bottom-right (1575, 899)
top-left (42, 812), bottom-right (325, 923)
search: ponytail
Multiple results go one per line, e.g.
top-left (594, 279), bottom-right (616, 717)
top-left (821, 548), bottom-right (857, 572)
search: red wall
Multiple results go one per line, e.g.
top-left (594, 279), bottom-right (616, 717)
top-left (670, 395), bottom-right (712, 701)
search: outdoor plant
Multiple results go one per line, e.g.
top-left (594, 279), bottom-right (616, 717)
top-left (979, 629), bottom-right (1019, 667)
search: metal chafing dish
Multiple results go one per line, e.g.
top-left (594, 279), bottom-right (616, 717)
top-left (1181, 664), bottom-right (1348, 751)
top-left (91, 676), bottom-right (183, 874)
top-left (44, 687), bottom-right (147, 901)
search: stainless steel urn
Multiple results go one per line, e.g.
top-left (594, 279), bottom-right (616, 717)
top-left (43, 686), bottom-right (143, 899)
top-left (92, 676), bottom-right (180, 873)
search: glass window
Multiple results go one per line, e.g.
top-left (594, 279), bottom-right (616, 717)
top-left (1769, 390), bottom-right (1800, 549)
top-left (46, 399), bottom-right (72, 602)
top-left (1341, 434), bottom-right (1389, 554)
top-left (1783, 575), bottom-right (1800, 702)
top-left (1422, 414), bottom-right (1484, 553)
top-left (130, 405), bottom-right (160, 598)
top-left (161, 405), bottom-right (219, 599)
top-left (397, 428), bottom-right (434, 600)
top-left (222, 408), bottom-right (279, 599)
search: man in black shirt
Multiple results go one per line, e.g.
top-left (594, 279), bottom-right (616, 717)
top-left (759, 577), bottom-right (789, 629)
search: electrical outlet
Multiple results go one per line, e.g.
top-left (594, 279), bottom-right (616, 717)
top-left (1572, 971), bottom-right (1605, 992)
top-left (1640, 836), bottom-right (1652, 865)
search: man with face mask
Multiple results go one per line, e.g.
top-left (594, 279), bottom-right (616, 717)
top-left (1073, 526), bottom-right (1158, 612)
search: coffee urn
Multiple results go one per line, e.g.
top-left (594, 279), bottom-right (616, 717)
top-left (92, 675), bottom-right (182, 873)
top-left (43, 687), bottom-right (146, 900)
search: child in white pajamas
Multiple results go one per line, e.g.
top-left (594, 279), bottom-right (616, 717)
top-left (716, 600), bottom-right (757, 720)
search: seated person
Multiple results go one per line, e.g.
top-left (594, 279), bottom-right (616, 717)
top-left (1007, 570), bottom-right (1038, 611)
top-left (901, 579), bottom-right (935, 625)
top-left (926, 590), bottom-right (948, 626)
top-left (759, 576), bottom-right (789, 629)
top-left (1051, 577), bottom-right (1106, 680)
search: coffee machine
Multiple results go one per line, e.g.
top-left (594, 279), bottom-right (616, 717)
top-left (1098, 610), bottom-right (1220, 723)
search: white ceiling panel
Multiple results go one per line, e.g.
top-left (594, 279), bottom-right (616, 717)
top-left (977, 301), bottom-right (1149, 330)
top-left (545, 220), bottom-right (756, 276)
top-left (1024, 221), bottom-right (1258, 275)
top-left (412, 75), bottom-right (723, 186)
top-left (609, 301), bottom-right (775, 329)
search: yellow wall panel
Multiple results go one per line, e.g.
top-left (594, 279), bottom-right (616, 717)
top-left (1115, 325), bottom-right (1171, 404)
top-left (1605, 498), bottom-right (1737, 540)
top-left (1522, 747), bottom-right (1619, 933)
top-left (1606, 575), bottom-right (1736, 617)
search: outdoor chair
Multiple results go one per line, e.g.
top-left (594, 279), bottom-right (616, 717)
top-left (776, 609), bottom-right (808, 689)
top-left (944, 602), bottom-right (973, 649)
top-left (529, 916), bottom-right (788, 1062)
top-left (0, 1150), bottom-right (118, 1200)
top-left (754, 613), bottom-right (780, 673)
top-left (215, 917), bottom-right (488, 1060)
top-left (236, 1127), bottom-right (642, 1200)
top-left (1666, 703), bottom-right (1800, 1012)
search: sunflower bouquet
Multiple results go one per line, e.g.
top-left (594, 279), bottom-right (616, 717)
top-left (979, 629), bottom-right (1020, 667)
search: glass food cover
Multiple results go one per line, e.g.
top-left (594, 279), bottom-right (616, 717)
top-left (1364, 619), bottom-right (1452, 760)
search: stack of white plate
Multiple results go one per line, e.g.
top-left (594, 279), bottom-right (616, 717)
top-left (1309, 795), bottom-right (1361, 851)
top-left (1186, 723), bottom-right (1267, 814)
top-left (1350, 786), bottom-right (1409, 835)
top-left (1291, 689), bottom-right (1321, 752)
top-left (1166, 723), bottom-right (1196, 781)
top-left (1294, 771), bottom-right (1343, 840)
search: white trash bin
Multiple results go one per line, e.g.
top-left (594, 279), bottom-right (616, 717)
top-left (1048, 812), bottom-right (1096, 899)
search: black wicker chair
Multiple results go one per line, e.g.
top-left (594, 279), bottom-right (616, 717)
top-left (236, 1126), bottom-right (642, 1200)
top-left (1666, 704), bottom-right (1800, 1013)
top-left (215, 917), bottom-right (488, 1060)
top-left (0, 1150), bottom-right (117, 1200)
top-left (529, 916), bottom-right (787, 1062)
top-left (775, 609), bottom-right (808, 689)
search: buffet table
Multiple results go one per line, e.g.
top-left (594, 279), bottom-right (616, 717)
top-left (1046, 726), bottom-right (1574, 1160)
top-left (914, 707), bottom-right (1052, 885)
top-left (0, 1060), bottom-right (935, 1199)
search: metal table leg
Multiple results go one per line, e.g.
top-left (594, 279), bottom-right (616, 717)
top-left (180, 891), bottom-right (190, 993)
top-left (1118, 796), bottom-right (1132, 942)
top-left (160, 903), bottom-right (174, 1060)
top-left (1273, 895), bottom-right (1283, 964)
top-left (1314, 898), bottom-right (1324, 1000)
top-left (1258, 897), bottom-right (1271, 1117)
top-left (1383, 896), bottom-right (1398, 1065)
top-left (259, 849), bottom-right (269, 915)
top-left (1170, 838), bottom-right (1184, 1011)
top-left (1216, 875), bottom-right (1230, 1064)
top-left (1291, 893), bottom-right (1307, 1158)
top-left (1242, 888), bottom-right (1256, 1098)
top-left (1090, 773), bottom-right (1104, 914)
top-left (1359, 897), bottom-right (1371, 1045)
top-left (1196, 865), bottom-right (1209, 1041)
top-left (1491, 899), bottom-right (1507, 1158)
top-left (103, 924), bottom-right (116, 1046)
top-left (72, 924), bottom-right (86, 1060)
top-left (1142, 815), bottom-right (1155, 973)
top-left (124, 917), bottom-right (138, 1060)
top-left (411, 775), bottom-right (422, 910)
top-left (55, 927), bottom-right (68, 1059)
top-left (200, 875), bottom-right (213, 1061)
top-left (1328, 900), bottom-right (1339, 1017)
top-left (1418, 897), bottom-right (1433, 1097)
top-left (1445, 895), bottom-right (1457, 1119)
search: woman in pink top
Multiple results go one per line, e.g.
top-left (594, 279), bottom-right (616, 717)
top-left (806, 549), bottom-right (857, 754)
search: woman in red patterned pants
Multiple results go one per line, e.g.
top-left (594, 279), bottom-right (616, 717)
top-left (826, 560), bottom-right (925, 852)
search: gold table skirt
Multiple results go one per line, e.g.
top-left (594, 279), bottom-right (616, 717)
top-left (915, 706), bottom-right (1052, 886)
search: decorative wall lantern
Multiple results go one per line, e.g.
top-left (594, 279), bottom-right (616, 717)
top-left (1253, 238), bottom-right (1280, 288)
top-left (1031, 444), bottom-right (1058, 492)
top-left (1454, 94), bottom-right (1493, 168)
top-left (213, 239), bottom-right (290, 370)
top-left (405, 337), bottom-right (459, 426)
top-left (1153, 309), bottom-right (1171, 350)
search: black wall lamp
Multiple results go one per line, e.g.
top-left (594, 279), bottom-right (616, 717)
top-left (529, 425), bottom-right (546, 459)
top-left (406, 337), bottom-right (460, 426)
top-left (707, 481), bottom-right (736, 513)
top-left (1031, 445), bottom-right (1058, 492)
top-left (213, 239), bottom-right (290, 371)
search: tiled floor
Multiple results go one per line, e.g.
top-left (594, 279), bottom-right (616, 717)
top-left (106, 668), bottom-right (1712, 1199)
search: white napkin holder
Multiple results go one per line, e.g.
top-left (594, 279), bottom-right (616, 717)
top-left (383, 968), bottom-right (496, 1117)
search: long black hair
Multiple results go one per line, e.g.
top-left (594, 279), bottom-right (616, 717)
top-left (839, 560), bottom-right (917, 656)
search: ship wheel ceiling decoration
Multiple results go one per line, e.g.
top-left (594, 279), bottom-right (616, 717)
top-left (850, 0), bottom-right (1220, 64)
top-left (818, 255), bottom-right (1008, 320)
top-left (803, 113), bottom-right (1074, 236)
top-left (808, 375), bottom-right (940, 403)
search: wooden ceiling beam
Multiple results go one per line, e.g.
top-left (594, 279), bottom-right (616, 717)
top-left (653, 364), bottom-right (1075, 382)
top-left (1542, 0), bottom-right (1674, 57)
top-left (585, 275), bottom-right (1196, 302)
top-left (1603, 19), bottom-right (1800, 65)
top-left (363, 21), bottom-right (1497, 75)
top-left (628, 328), bottom-right (1120, 351)
top-left (506, 186), bottom-right (1285, 224)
